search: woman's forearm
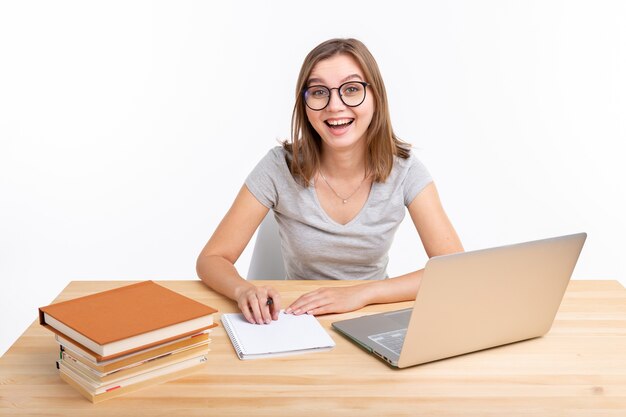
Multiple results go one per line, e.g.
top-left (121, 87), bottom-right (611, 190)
top-left (360, 269), bottom-right (424, 305)
top-left (196, 255), bottom-right (254, 301)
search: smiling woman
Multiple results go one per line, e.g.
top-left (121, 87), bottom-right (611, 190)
top-left (196, 38), bottom-right (463, 326)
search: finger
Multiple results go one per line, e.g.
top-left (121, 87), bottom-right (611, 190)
top-left (238, 300), bottom-right (256, 324)
top-left (290, 296), bottom-right (327, 316)
top-left (285, 296), bottom-right (304, 314)
top-left (286, 299), bottom-right (311, 314)
top-left (259, 296), bottom-right (273, 324)
top-left (305, 305), bottom-right (330, 316)
top-left (285, 291), bottom-right (319, 314)
top-left (266, 288), bottom-right (282, 320)
top-left (256, 287), bottom-right (275, 324)
top-left (247, 294), bottom-right (264, 324)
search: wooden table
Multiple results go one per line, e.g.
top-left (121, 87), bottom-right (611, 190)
top-left (1, 280), bottom-right (626, 416)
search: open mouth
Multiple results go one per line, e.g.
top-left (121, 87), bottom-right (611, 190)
top-left (324, 119), bottom-right (354, 129)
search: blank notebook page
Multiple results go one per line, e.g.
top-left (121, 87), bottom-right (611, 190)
top-left (221, 311), bottom-right (335, 358)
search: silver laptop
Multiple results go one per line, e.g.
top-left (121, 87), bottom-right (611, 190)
top-left (332, 233), bottom-right (587, 368)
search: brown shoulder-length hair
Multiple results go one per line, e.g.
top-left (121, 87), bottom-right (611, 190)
top-left (283, 38), bottom-right (411, 186)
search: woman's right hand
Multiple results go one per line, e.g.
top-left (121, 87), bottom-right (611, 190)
top-left (234, 285), bottom-right (281, 324)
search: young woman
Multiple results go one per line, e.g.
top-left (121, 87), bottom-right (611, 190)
top-left (196, 38), bottom-right (463, 325)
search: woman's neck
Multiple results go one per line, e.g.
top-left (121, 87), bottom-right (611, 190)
top-left (319, 144), bottom-right (367, 180)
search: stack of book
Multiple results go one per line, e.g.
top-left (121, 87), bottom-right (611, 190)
top-left (39, 280), bottom-right (217, 403)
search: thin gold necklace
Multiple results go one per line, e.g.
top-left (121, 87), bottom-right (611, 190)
top-left (319, 169), bottom-right (367, 204)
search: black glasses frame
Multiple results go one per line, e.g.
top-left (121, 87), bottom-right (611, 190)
top-left (303, 81), bottom-right (370, 111)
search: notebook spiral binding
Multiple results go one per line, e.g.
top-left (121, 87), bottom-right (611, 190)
top-left (221, 317), bottom-right (243, 359)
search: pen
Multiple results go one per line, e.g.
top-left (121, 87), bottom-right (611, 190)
top-left (266, 297), bottom-right (273, 307)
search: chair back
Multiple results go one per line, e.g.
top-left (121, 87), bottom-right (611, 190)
top-left (247, 212), bottom-right (286, 280)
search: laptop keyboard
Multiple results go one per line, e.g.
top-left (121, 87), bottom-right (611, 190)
top-left (368, 329), bottom-right (407, 355)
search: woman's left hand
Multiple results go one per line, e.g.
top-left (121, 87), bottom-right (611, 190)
top-left (285, 285), bottom-right (370, 316)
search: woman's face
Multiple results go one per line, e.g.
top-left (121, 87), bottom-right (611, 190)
top-left (304, 54), bottom-right (375, 153)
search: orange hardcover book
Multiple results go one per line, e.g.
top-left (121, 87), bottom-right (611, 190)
top-left (39, 281), bottom-right (217, 361)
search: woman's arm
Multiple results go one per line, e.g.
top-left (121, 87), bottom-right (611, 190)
top-left (196, 185), bottom-right (281, 324)
top-left (285, 182), bottom-right (463, 315)
top-left (408, 182), bottom-right (463, 258)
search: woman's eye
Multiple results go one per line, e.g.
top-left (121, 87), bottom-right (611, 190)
top-left (342, 84), bottom-right (361, 95)
top-left (309, 87), bottom-right (329, 97)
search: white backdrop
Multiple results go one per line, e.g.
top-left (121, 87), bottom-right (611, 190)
top-left (1, 0), bottom-right (625, 356)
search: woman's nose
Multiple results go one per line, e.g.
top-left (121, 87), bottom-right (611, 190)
top-left (326, 89), bottom-right (345, 111)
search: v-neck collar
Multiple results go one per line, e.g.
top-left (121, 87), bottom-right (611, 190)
top-left (309, 178), bottom-right (375, 227)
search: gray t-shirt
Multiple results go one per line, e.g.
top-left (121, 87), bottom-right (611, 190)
top-left (245, 146), bottom-right (432, 281)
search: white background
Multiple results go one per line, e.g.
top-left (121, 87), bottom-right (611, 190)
top-left (1, 0), bottom-right (625, 357)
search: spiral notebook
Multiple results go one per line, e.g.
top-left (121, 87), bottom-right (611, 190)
top-left (221, 311), bottom-right (335, 360)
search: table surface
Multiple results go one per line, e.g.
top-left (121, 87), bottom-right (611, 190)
top-left (1, 279), bottom-right (626, 417)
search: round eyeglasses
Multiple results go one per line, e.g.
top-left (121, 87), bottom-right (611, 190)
top-left (303, 81), bottom-right (370, 111)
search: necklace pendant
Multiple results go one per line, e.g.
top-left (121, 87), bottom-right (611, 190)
top-left (318, 169), bottom-right (367, 206)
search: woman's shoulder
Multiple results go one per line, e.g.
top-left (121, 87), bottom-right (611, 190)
top-left (256, 145), bottom-right (286, 163)
top-left (262, 145), bottom-right (286, 159)
top-left (389, 148), bottom-right (433, 205)
top-left (392, 148), bottom-right (428, 174)
top-left (253, 145), bottom-right (291, 175)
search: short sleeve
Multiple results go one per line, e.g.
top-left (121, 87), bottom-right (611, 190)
top-left (244, 148), bottom-right (282, 208)
top-left (402, 153), bottom-right (433, 206)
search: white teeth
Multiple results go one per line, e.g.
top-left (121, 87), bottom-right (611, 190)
top-left (327, 119), bottom-right (352, 126)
